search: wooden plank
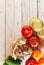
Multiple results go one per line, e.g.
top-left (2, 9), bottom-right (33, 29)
top-left (22, 0), bottom-right (30, 26)
top-left (29, 0), bottom-right (37, 20)
top-left (15, 0), bottom-right (22, 39)
top-left (38, 0), bottom-right (44, 21)
top-left (0, 0), bottom-right (5, 57)
top-left (22, 0), bottom-right (37, 26)
top-left (6, 0), bottom-right (15, 56)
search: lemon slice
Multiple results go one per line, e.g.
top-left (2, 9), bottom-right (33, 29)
top-left (30, 17), bottom-right (43, 32)
top-left (37, 26), bottom-right (44, 38)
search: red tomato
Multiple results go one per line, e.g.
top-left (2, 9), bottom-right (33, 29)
top-left (21, 26), bottom-right (33, 38)
top-left (28, 36), bottom-right (40, 47)
top-left (25, 58), bottom-right (38, 65)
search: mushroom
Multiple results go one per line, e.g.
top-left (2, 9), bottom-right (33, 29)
top-left (10, 37), bottom-right (33, 60)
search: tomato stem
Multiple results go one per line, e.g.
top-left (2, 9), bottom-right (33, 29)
top-left (32, 40), bottom-right (35, 44)
top-left (30, 64), bottom-right (32, 65)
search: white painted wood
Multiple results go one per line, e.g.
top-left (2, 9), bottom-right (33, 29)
top-left (6, 0), bottom-right (15, 56)
top-left (0, 0), bottom-right (5, 57)
top-left (38, 0), bottom-right (44, 21)
top-left (29, 0), bottom-right (37, 20)
top-left (14, 0), bottom-right (22, 39)
top-left (22, 0), bottom-right (30, 26)
top-left (22, 0), bottom-right (37, 26)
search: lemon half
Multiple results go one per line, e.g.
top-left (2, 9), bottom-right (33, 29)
top-left (30, 17), bottom-right (43, 32)
top-left (37, 26), bottom-right (44, 39)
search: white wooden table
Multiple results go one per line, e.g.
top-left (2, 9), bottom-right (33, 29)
top-left (0, 59), bottom-right (4, 65)
top-left (0, 0), bottom-right (44, 58)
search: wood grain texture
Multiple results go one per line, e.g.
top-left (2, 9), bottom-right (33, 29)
top-left (22, 0), bottom-right (30, 26)
top-left (22, 0), bottom-right (37, 26)
top-left (38, 0), bottom-right (44, 21)
top-left (0, 0), bottom-right (5, 57)
top-left (14, 0), bottom-right (22, 39)
top-left (29, 0), bottom-right (37, 20)
top-left (6, 0), bottom-right (15, 56)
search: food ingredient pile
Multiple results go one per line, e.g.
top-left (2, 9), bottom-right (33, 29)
top-left (3, 18), bottom-right (44, 65)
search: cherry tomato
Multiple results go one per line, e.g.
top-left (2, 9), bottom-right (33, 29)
top-left (25, 58), bottom-right (38, 65)
top-left (32, 49), bottom-right (42, 61)
top-left (21, 26), bottom-right (33, 38)
top-left (38, 58), bottom-right (44, 65)
top-left (28, 36), bottom-right (40, 48)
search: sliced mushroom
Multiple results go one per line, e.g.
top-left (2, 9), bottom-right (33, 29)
top-left (10, 37), bottom-right (33, 60)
